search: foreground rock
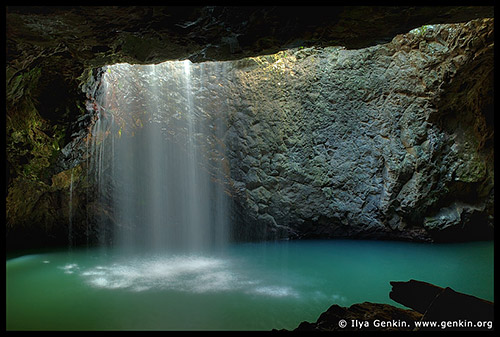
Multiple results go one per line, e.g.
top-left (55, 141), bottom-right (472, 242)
top-left (390, 279), bottom-right (494, 330)
top-left (294, 302), bottom-right (422, 331)
top-left (291, 280), bottom-right (493, 331)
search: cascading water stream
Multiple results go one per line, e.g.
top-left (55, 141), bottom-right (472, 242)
top-left (87, 60), bottom-right (230, 253)
top-left (68, 171), bottom-right (74, 248)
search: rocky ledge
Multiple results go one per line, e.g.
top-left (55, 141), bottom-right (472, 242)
top-left (288, 279), bottom-right (494, 331)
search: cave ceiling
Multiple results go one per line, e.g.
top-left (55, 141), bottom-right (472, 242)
top-left (6, 6), bottom-right (494, 74)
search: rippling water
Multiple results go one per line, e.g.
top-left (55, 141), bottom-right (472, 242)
top-left (6, 240), bottom-right (494, 330)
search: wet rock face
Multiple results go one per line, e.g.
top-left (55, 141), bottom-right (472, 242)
top-left (5, 6), bottom-right (494, 247)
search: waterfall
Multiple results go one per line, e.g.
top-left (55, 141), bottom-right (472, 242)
top-left (68, 170), bottom-right (74, 248)
top-left (87, 60), bottom-right (230, 253)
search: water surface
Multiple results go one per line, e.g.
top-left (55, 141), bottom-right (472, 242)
top-left (6, 239), bottom-right (494, 330)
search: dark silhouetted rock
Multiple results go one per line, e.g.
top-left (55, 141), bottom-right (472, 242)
top-left (390, 279), bottom-right (494, 331)
top-left (389, 279), bottom-right (445, 313)
top-left (294, 302), bottom-right (422, 331)
top-left (289, 280), bottom-right (494, 331)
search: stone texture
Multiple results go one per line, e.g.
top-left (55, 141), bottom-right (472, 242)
top-left (217, 19), bottom-right (494, 242)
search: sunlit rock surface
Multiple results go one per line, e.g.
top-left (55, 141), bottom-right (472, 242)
top-left (221, 20), bottom-right (494, 242)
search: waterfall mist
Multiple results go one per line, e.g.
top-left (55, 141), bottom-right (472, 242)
top-left (88, 60), bottom-right (231, 253)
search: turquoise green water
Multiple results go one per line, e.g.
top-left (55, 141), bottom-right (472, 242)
top-left (6, 240), bottom-right (494, 331)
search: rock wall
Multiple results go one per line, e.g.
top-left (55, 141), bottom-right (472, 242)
top-left (219, 19), bottom-right (493, 242)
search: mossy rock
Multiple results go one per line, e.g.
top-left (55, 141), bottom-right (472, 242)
top-left (51, 165), bottom-right (84, 190)
top-left (6, 177), bottom-right (52, 229)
